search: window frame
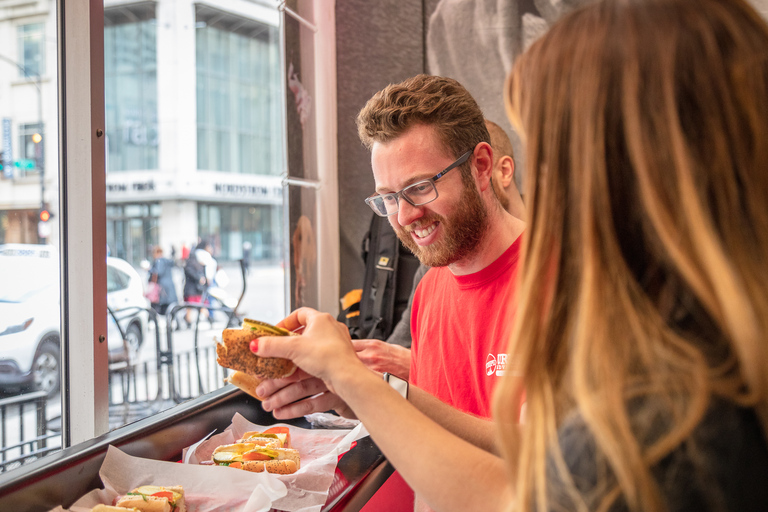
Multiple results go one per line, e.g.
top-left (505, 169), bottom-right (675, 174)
top-left (61, 0), bottom-right (109, 444)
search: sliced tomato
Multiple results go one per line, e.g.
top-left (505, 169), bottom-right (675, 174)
top-left (242, 451), bottom-right (272, 461)
top-left (229, 461), bottom-right (243, 469)
top-left (263, 427), bottom-right (289, 435)
top-left (151, 492), bottom-right (174, 500)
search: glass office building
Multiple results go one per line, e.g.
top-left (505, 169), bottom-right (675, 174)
top-left (1, 0), bottom-right (284, 265)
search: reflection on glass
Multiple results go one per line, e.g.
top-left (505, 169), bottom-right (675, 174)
top-left (103, 0), bottom-right (285, 432)
top-left (0, 4), bottom-right (62, 474)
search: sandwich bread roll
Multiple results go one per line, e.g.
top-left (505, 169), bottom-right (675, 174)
top-left (217, 319), bottom-right (297, 379)
top-left (211, 439), bottom-right (300, 474)
top-left (114, 485), bottom-right (185, 512)
top-left (224, 370), bottom-right (265, 400)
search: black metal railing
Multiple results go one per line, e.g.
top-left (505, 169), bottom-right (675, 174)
top-left (0, 259), bottom-right (250, 473)
top-left (0, 391), bottom-right (59, 473)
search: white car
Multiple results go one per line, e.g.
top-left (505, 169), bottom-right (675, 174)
top-left (0, 245), bottom-right (150, 396)
top-left (106, 256), bottom-right (151, 353)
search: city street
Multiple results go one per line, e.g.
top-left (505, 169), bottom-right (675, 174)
top-left (0, 263), bottom-right (286, 473)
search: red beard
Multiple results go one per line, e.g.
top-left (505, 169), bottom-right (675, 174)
top-left (395, 180), bottom-right (489, 267)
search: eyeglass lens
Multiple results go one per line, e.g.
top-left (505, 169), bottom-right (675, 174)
top-left (370, 180), bottom-right (437, 216)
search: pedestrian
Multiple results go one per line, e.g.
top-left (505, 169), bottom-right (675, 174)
top-left (147, 246), bottom-right (178, 316)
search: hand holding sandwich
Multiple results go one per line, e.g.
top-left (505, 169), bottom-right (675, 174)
top-left (256, 367), bottom-right (356, 420)
top-left (250, 308), bottom-right (369, 399)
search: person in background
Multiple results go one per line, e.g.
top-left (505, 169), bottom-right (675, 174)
top-left (195, 239), bottom-right (217, 289)
top-left (148, 246), bottom-right (178, 316)
top-left (485, 119), bottom-right (525, 221)
top-left (242, 241), bottom-right (252, 274)
top-left (252, 0), bottom-right (768, 510)
top-left (183, 240), bottom-right (214, 327)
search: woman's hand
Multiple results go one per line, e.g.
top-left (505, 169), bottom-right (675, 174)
top-left (251, 307), bottom-right (367, 396)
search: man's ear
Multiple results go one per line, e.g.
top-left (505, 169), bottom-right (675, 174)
top-left (473, 142), bottom-right (494, 191)
top-left (498, 155), bottom-right (515, 189)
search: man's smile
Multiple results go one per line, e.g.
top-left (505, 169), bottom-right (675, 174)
top-left (412, 222), bottom-right (439, 239)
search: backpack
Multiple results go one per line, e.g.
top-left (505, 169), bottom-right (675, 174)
top-left (340, 214), bottom-right (421, 340)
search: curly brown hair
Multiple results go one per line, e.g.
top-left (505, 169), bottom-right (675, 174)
top-left (356, 74), bottom-right (489, 169)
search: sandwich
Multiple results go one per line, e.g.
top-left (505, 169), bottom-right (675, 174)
top-left (113, 485), bottom-right (185, 512)
top-left (91, 506), bottom-right (140, 512)
top-left (238, 426), bottom-right (291, 448)
top-left (217, 319), bottom-right (297, 380)
top-left (211, 442), bottom-right (300, 475)
top-left (209, 427), bottom-right (299, 474)
top-left (223, 370), bottom-right (265, 400)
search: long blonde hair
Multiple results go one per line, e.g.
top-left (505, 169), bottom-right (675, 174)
top-left (494, 0), bottom-right (768, 510)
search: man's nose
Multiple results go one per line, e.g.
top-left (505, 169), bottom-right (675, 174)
top-left (396, 198), bottom-right (423, 227)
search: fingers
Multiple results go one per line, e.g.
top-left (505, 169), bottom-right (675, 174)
top-left (352, 339), bottom-right (375, 352)
top-left (269, 391), bottom-right (349, 420)
top-left (274, 307), bottom-right (317, 332)
top-left (260, 376), bottom-right (330, 413)
top-left (256, 369), bottom-right (314, 398)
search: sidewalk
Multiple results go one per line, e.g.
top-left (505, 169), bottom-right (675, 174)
top-left (169, 262), bottom-right (287, 326)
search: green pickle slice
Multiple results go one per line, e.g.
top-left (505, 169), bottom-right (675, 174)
top-left (242, 318), bottom-right (291, 336)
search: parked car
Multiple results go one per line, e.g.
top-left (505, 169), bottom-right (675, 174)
top-left (0, 245), bottom-right (150, 396)
top-left (107, 256), bottom-right (151, 353)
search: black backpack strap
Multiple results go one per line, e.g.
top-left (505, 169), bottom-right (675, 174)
top-left (360, 215), bottom-right (400, 339)
top-left (367, 245), bottom-right (397, 338)
top-left (343, 214), bottom-right (421, 341)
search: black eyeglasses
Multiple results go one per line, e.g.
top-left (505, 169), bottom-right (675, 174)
top-left (364, 150), bottom-right (472, 217)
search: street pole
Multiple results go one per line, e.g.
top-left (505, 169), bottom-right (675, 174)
top-left (36, 76), bottom-right (44, 210)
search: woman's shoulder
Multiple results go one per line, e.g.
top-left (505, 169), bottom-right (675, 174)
top-left (553, 398), bottom-right (768, 511)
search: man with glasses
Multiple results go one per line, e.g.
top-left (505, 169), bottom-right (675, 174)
top-left (356, 76), bottom-right (524, 416)
top-left (260, 74), bottom-right (524, 413)
top-left (355, 118), bottom-right (525, 374)
top-left (256, 74), bottom-right (525, 512)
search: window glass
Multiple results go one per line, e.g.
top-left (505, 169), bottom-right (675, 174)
top-left (0, 10), bottom-right (61, 475)
top-left (0, 0), bottom-right (288, 478)
top-left (102, 0), bottom-right (285, 434)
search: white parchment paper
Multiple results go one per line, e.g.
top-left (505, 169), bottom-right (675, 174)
top-left (184, 413), bottom-right (368, 512)
top-left (58, 414), bottom-right (368, 512)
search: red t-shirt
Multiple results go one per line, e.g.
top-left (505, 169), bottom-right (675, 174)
top-left (410, 235), bottom-right (522, 418)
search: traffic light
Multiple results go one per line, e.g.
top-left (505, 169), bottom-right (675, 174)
top-left (39, 204), bottom-right (54, 223)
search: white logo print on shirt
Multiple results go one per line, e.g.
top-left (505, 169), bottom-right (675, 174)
top-left (486, 353), bottom-right (507, 376)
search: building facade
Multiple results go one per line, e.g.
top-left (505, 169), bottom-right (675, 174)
top-left (1, 0), bottom-right (285, 266)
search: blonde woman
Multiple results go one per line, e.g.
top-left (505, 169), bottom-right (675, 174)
top-left (253, 0), bottom-right (768, 510)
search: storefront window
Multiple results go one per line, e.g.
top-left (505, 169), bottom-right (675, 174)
top-left (106, 203), bottom-right (159, 265)
top-left (198, 203), bottom-right (282, 262)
